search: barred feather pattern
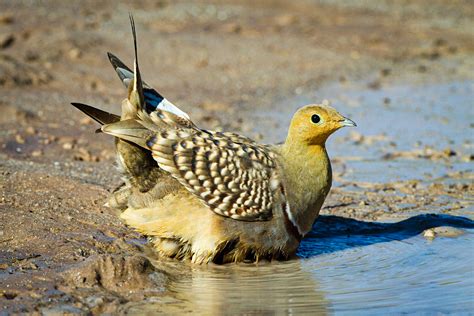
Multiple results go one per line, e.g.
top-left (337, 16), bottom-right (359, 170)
top-left (144, 109), bottom-right (282, 221)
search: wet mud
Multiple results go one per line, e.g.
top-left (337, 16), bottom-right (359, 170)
top-left (1, 0), bottom-right (473, 314)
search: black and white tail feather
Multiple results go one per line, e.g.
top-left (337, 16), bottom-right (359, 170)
top-left (109, 15), bottom-right (189, 119)
top-left (71, 14), bottom-right (190, 126)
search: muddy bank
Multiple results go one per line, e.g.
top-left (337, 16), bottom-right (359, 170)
top-left (1, 0), bottom-right (473, 313)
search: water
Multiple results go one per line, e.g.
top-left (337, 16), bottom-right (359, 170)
top-left (125, 215), bottom-right (474, 315)
top-left (305, 234), bottom-right (474, 314)
top-left (301, 215), bottom-right (474, 314)
top-left (125, 81), bottom-right (474, 314)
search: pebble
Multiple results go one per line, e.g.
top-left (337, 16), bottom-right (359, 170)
top-left (31, 150), bottom-right (43, 157)
top-left (26, 126), bottom-right (36, 135)
top-left (15, 134), bottom-right (25, 144)
top-left (380, 68), bottom-right (391, 77)
top-left (0, 33), bottom-right (15, 49)
top-left (423, 227), bottom-right (465, 240)
top-left (79, 117), bottom-right (93, 125)
top-left (0, 14), bottom-right (14, 25)
top-left (68, 48), bottom-right (82, 60)
top-left (222, 22), bottom-right (242, 34)
top-left (62, 142), bottom-right (74, 150)
top-left (423, 229), bottom-right (436, 239)
top-left (25, 50), bottom-right (40, 62)
top-left (74, 147), bottom-right (99, 162)
top-left (85, 295), bottom-right (104, 308)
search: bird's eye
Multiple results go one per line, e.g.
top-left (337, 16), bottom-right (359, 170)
top-left (311, 114), bottom-right (321, 124)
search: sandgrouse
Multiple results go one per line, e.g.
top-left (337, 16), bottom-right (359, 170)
top-left (72, 17), bottom-right (356, 264)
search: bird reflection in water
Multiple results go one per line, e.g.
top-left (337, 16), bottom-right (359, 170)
top-left (126, 258), bottom-right (328, 315)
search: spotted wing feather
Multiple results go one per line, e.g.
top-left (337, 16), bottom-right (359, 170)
top-left (145, 111), bottom-right (280, 221)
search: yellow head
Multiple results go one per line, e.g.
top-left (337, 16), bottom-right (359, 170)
top-left (286, 104), bottom-right (356, 146)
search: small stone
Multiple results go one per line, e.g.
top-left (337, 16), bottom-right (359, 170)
top-left (31, 150), bottom-right (42, 157)
top-left (461, 155), bottom-right (473, 162)
top-left (26, 126), bottom-right (36, 135)
top-left (368, 80), bottom-right (381, 90)
top-left (62, 142), bottom-right (74, 150)
top-left (433, 38), bottom-right (447, 47)
top-left (85, 295), bottom-right (104, 308)
top-left (0, 14), bottom-right (14, 25)
top-left (196, 58), bottom-right (209, 68)
top-left (423, 229), bottom-right (435, 239)
top-left (15, 134), bottom-right (25, 144)
top-left (222, 22), bottom-right (241, 34)
top-left (88, 79), bottom-right (105, 92)
top-left (0, 33), bottom-right (15, 49)
top-left (2, 292), bottom-right (17, 300)
top-left (79, 117), bottom-right (93, 125)
top-left (74, 147), bottom-right (99, 162)
top-left (68, 48), bottom-right (82, 60)
top-left (423, 227), bottom-right (465, 240)
top-left (25, 50), bottom-right (39, 61)
top-left (380, 68), bottom-right (391, 77)
top-left (443, 148), bottom-right (456, 157)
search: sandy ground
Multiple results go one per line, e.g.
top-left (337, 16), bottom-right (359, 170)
top-left (0, 0), bottom-right (473, 313)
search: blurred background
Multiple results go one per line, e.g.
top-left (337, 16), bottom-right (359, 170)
top-left (1, 1), bottom-right (473, 314)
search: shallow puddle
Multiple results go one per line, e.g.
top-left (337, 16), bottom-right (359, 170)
top-left (300, 215), bottom-right (474, 314)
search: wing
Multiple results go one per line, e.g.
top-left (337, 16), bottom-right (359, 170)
top-left (143, 110), bottom-right (281, 221)
top-left (103, 107), bottom-right (282, 221)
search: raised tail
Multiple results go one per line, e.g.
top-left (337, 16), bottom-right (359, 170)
top-left (106, 16), bottom-right (190, 120)
top-left (107, 50), bottom-right (190, 119)
top-left (128, 14), bottom-right (145, 112)
top-left (107, 51), bottom-right (135, 89)
top-left (107, 52), bottom-right (168, 112)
